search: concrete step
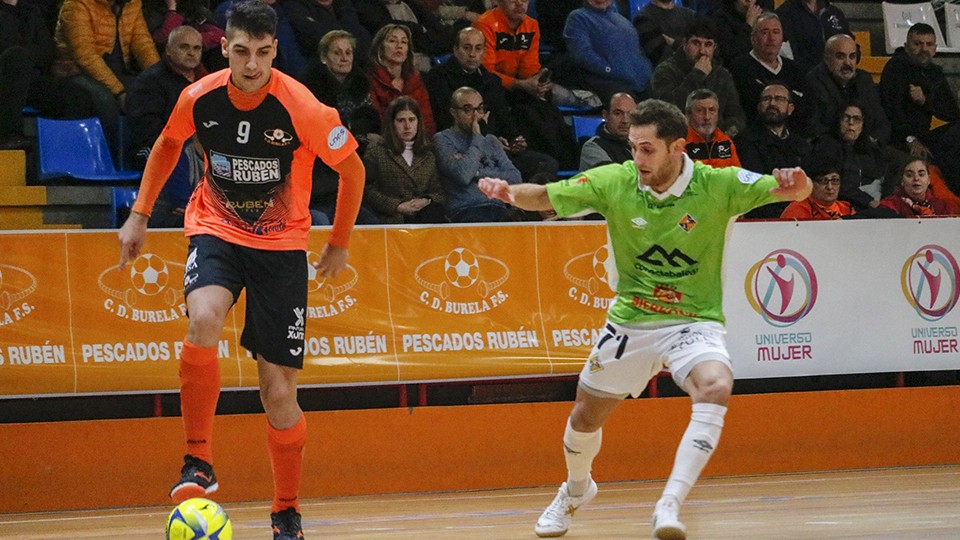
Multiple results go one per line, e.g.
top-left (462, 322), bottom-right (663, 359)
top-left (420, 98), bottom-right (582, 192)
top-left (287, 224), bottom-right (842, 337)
top-left (0, 186), bottom-right (47, 206)
top-left (0, 150), bottom-right (26, 187)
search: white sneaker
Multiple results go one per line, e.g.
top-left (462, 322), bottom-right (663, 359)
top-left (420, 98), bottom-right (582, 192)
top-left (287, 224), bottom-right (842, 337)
top-left (534, 480), bottom-right (598, 537)
top-left (652, 497), bottom-right (687, 540)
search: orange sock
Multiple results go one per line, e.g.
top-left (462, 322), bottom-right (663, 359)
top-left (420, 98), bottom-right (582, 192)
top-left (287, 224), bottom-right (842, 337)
top-left (267, 414), bottom-right (307, 513)
top-left (179, 340), bottom-right (220, 464)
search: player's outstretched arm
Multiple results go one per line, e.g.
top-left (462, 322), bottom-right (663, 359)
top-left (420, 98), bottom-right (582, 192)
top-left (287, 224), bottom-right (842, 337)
top-left (769, 167), bottom-right (813, 201)
top-left (478, 177), bottom-right (555, 211)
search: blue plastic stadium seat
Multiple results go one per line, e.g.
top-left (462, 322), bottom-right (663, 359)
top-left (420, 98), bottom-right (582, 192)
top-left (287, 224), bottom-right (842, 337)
top-left (36, 117), bottom-right (141, 182)
top-left (111, 187), bottom-right (139, 228)
top-left (572, 116), bottom-right (604, 145)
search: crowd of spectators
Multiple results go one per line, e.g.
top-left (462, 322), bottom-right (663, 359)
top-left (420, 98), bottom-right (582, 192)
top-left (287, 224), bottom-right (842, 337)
top-left (2, 0), bottom-right (959, 223)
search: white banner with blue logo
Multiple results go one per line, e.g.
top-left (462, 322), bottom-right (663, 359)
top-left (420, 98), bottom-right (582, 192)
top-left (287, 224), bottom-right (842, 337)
top-left (724, 218), bottom-right (960, 378)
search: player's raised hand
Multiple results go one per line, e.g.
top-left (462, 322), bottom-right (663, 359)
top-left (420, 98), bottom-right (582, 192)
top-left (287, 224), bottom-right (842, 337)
top-left (478, 177), bottom-right (515, 204)
top-left (314, 243), bottom-right (348, 279)
top-left (118, 211), bottom-right (149, 270)
top-left (770, 167), bottom-right (812, 201)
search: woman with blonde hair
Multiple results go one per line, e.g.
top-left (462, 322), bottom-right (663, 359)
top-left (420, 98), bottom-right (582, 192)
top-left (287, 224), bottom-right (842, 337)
top-left (367, 24), bottom-right (437, 136)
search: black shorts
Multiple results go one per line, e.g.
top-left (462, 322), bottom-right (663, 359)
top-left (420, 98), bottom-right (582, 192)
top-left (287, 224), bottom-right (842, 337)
top-left (184, 234), bottom-right (307, 369)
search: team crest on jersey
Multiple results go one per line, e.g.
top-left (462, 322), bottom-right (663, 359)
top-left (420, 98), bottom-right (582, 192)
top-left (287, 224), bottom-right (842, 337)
top-left (588, 353), bottom-right (603, 372)
top-left (264, 128), bottom-right (293, 146)
top-left (678, 213), bottom-right (697, 232)
top-left (653, 284), bottom-right (682, 304)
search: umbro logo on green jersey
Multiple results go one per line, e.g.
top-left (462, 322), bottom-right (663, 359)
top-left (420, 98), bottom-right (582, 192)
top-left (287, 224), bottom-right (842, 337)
top-left (630, 217), bottom-right (647, 229)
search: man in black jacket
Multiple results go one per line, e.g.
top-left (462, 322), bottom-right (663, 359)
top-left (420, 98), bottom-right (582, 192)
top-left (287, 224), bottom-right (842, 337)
top-left (736, 81), bottom-right (810, 174)
top-left (880, 23), bottom-right (960, 158)
top-left (279, 0), bottom-right (370, 64)
top-left (127, 26), bottom-right (205, 226)
top-left (804, 33), bottom-right (890, 145)
top-left (425, 26), bottom-right (557, 179)
top-left (579, 91), bottom-right (635, 170)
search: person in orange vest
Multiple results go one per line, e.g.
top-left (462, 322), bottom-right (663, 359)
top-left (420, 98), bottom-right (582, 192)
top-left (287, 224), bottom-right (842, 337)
top-left (683, 88), bottom-right (740, 169)
top-left (781, 157), bottom-right (855, 220)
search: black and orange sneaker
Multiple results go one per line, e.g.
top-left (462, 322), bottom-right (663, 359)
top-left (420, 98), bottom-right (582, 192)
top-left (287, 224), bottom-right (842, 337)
top-left (271, 507), bottom-right (304, 540)
top-left (169, 454), bottom-right (219, 503)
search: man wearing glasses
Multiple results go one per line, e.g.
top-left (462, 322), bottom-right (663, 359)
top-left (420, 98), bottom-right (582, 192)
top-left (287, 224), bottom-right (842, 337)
top-left (780, 158), bottom-right (855, 220)
top-left (433, 86), bottom-right (522, 222)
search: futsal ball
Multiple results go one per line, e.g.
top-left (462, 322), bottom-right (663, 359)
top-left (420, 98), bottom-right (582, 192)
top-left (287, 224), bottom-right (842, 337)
top-left (166, 498), bottom-right (232, 540)
top-left (591, 246), bottom-right (610, 284)
top-left (130, 253), bottom-right (169, 296)
top-left (444, 247), bottom-right (480, 288)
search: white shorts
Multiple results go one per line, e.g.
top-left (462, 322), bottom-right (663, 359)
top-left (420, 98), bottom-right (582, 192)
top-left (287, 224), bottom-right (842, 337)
top-left (578, 320), bottom-right (731, 399)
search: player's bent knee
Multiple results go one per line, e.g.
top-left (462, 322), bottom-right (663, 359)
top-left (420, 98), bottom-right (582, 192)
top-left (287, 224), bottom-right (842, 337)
top-left (691, 377), bottom-right (733, 405)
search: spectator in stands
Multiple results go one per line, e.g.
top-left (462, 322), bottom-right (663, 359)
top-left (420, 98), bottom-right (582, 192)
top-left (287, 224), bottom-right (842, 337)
top-left (736, 82), bottom-right (809, 174)
top-left (127, 25), bottom-right (206, 227)
top-left (355, 0), bottom-right (452, 71)
top-left (652, 17), bottom-right (745, 137)
top-left (367, 23), bottom-right (436, 135)
top-left (141, 0), bottom-right (225, 71)
top-left (473, 1), bottom-right (584, 169)
top-left (281, 0), bottom-right (370, 65)
top-left (805, 34), bottom-right (890, 145)
top-left (684, 88), bottom-right (740, 168)
top-left (535, 0), bottom-right (580, 53)
top-left (54, 0), bottom-right (160, 148)
top-left (879, 158), bottom-right (959, 217)
top-left (473, 0), bottom-right (584, 108)
top-left (710, 0), bottom-right (762, 66)
top-left (425, 27), bottom-right (558, 178)
top-left (363, 96), bottom-right (445, 223)
top-left (636, 0), bottom-right (696, 57)
top-left (562, 0), bottom-right (652, 101)
top-left (780, 159), bottom-right (854, 220)
top-left (300, 29), bottom-right (380, 153)
top-left (215, 0), bottom-right (306, 75)
top-left (809, 103), bottom-right (891, 212)
top-left (729, 12), bottom-right (805, 128)
top-left (0, 0), bottom-right (93, 149)
top-left (299, 30), bottom-right (380, 225)
top-left (434, 86), bottom-right (522, 222)
top-left (430, 0), bottom-right (485, 30)
top-left (879, 23), bottom-right (960, 192)
top-left (580, 91), bottom-right (636, 170)
top-left (775, 0), bottom-right (849, 76)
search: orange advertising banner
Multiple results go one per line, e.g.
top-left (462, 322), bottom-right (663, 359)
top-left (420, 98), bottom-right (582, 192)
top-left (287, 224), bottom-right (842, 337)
top-left (0, 224), bottom-right (605, 397)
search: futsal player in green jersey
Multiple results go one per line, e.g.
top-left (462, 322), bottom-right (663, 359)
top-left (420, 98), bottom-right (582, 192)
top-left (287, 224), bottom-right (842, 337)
top-left (480, 99), bottom-right (811, 540)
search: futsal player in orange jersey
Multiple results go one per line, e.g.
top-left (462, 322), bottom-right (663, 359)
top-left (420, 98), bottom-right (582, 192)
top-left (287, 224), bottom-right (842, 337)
top-left (117, 2), bottom-right (365, 537)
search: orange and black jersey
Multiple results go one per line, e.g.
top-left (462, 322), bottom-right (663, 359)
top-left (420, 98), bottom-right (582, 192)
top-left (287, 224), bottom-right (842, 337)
top-left (133, 68), bottom-right (360, 251)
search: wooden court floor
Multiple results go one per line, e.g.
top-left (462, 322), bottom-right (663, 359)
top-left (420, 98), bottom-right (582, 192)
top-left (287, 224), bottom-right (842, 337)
top-left (2, 465), bottom-right (959, 539)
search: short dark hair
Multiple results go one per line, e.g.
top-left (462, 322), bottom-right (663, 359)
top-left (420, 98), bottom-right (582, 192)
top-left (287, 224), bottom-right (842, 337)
top-left (226, 0), bottom-right (277, 40)
top-left (686, 16), bottom-right (717, 41)
top-left (761, 80), bottom-right (793, 102)
top-left (382, 96), bottom-right (429, 155)
top-left (628, 99), bottom-right (688, 142)
top-left (907, 22), bottom-right (936, 40)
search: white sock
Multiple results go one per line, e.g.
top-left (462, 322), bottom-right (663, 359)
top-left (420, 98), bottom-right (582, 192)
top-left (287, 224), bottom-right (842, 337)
top-left (563, 418), bottom-right (602, 497)
top-left (661, 402), bottom-right (726, 505)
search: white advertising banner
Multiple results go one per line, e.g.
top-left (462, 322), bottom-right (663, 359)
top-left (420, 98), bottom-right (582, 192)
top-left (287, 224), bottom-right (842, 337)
top-left (724, 219), bottom-right (960, 378)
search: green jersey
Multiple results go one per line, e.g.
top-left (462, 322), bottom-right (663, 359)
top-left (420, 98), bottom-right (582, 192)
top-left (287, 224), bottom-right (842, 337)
top-left (546, 156), bottom-right (781, 325)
